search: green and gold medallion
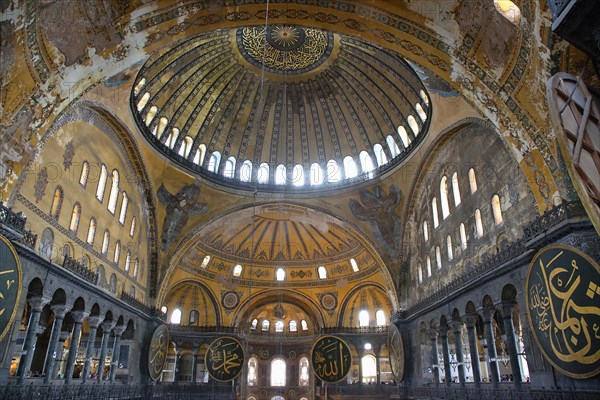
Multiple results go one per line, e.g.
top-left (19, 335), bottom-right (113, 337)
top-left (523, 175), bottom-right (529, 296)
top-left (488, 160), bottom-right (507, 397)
top-left (148, 324), bottom-right (169, 381)
top-left (205, 336), bottom-right (244, 382)
top-left (311, 335), bottom-right (352, 383)
top-left (0, 235), bottom-right (22, 342)
top-left (388, 323), bottom-right (405, 382)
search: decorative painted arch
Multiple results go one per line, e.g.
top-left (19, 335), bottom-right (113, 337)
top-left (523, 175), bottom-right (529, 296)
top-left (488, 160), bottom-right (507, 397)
top-left (161, 279), bottom-right (222, 326)
top-left (337, 283), bottom-right (392, 327)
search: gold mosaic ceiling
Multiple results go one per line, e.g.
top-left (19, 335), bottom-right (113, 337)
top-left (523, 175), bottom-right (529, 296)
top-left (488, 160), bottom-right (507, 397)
top-left (132, 25), bottom-right (430, 189)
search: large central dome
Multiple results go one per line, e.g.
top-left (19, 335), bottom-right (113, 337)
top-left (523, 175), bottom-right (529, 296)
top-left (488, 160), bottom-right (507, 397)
top-left (132, 25), bottom-right (430, 192)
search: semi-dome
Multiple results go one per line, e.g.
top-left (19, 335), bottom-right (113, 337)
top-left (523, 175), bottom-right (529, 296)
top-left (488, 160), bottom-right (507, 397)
top-left (132, 25), bottom-right (431, 192)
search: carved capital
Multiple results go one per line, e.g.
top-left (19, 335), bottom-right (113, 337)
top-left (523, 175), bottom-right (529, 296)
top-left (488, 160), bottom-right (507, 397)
top-left (449, 319), bottom-right (463, 333)
top-left (463, 315), bottom-right (479, 329)
top-left (480, 308), bottom-right (496, 323)
top-left (51, 304), bottom-right (70, 319)
top-left (438, 324), bottom-right (449, 337)
top-left (113, 325), bottom-right (126, 336)
top-left (87, 316), bottom-right (102, 328)
top-left (101, 321), bottom-right (116, 333)
top-left (499, 301), bottom-right (516, 320)
top-left (70, 311), bottom-right (88, 324)
top-left (426, 328), bottom-right (438, 341)
top-left (28, 296), bottom-right (49, 312)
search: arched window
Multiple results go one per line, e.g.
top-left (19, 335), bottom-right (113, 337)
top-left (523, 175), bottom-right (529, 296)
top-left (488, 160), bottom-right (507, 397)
top-left (359, 151), bottom-right (375, 173)
top-left (289, 320), bottom-right (297, 332)
top-left (447, 235), bottom-right (453, 261)
top-left (301, 320), bottom-right (308, 331)
top-left (87, 218), bottom-right (96, 244)
top-left (494, 0), bottom-right (521, 24)
top-left (469, 168), bottom-right (478, 193)
top-left (343, 156), bottom-right (358, 179)
top-left (275, 320), bottom-right (284, 332)
top-left (240, 160), bottom-right (252, 182)
top-left (113, 241), bottom-right (121, 264)
top-left (416, 103), bottom-right (427, 121)
top-left (133, 78), bottom-right (146, 96)
top-left (350, 258), bottom-right (359, 272)
top-left (452, 172), bottom-right (461, 206)
top-left (423, 221), bottom-right (429, 241)
top-left (39, 228), bottom-right (54, 259)
top-left (101, 230), bottom-right (110, 255)
top-left (326, 159), bottom-right (340, 183)
top-left (492, 194), bottom-right (503, 225)
top-left (96, 265), bottom-right (104, 286)
top-left (170, 308), bottom-right (182, 325)
top-left (180, 136), bottom-right (193, 158)
top-left (129, 217), bottom-right (136, 237)
top-left (119, 192), bottom-right (128, 224)
top-left (292, 164), bottom-right (304, 186)
top-left (166, 128), bottom-right (179, 149)
top-left (299, 357), bottom-right (309, 386)
top-left (130, 285), bottom-right (136, 298)
top-left (145, 105), bottom-right (158, 126)
top-left (407, 115), bottom-right (419, 136)
top-left (373, 143), bottom-right (388, 166)
top-left (69, 203), bottom-right (81, 233)
top-left (201, 255), bottom-right (211, 269)
top-left (420, 90), bottom-right (429, 105)
top-left (189, 310), bottom-right (199, 325)
top-left (50, 187), bottom-right (63, 219)
top-left (107, 170), bottom-right (120, 214)
top-left (387, 135), bottom-right (400, 157)
top-left (460, 223), bottom-right (468, 250)
top-left (475, 209), bottom-right (484, 238)
top-left (440, 176), bottom-right (450, 219)
top-left (96, 164), bottom-right (108, 202)
top-left (258, 162), bottom-right (269, 184)
top-left (80, 161), bottom-right (90, 187)
top-left (359, 310), bottom-right (369, 327)
top-left (310, 163), bottom-right (323, 185)
top-left (275, 164), bottom-right (286, 185)
top-left (418, 265), bottom-right (423, 283)
top-left (361, 355), bottom-right (377, 384)
top-left (155, 117), bottom-right (168, 139)
top-left (136, 92), bottom-right (150, 111)
top-left (125, 251), bottom-right (131, 272)
top-left (317, 266), bottom-right (327, 279)
top-left (262, 320), bottom-right (270, 331)
top-left (251, 319), bottom-right (258, 330)
top-left (397, 126), bottom-right (411, 148)
top-left (133, 259), bottom-right (139, 279)
top-left (271, 358), bottom-right (286, 386)
top-left (233, 264), bottom-right (243, 277)
top-left (248, 357), bottom-right (258, 386)
top-left (208, 151), bottom-right (221, 173)
top-left (276, 268), bottom-right (285, 281)
top-left (194, 144), bottom-right (206, 166)
top-left (426, 256), bottom-right (432, 277)
top-left (436, 246), bottom-right (442, 269)
top-left (432, 198), bottom-right (439, 228)
top-left (376, 310), bottom-right (386, 326)
top-left (109, 273), bottom-right (117, 293)
top-left (160, 306), bottom-right (167, 315)
top-left (224, 156), bottom-right (236, 178)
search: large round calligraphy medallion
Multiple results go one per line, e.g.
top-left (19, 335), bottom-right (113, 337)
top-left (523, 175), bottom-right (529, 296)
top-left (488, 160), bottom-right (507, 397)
top-left (205, 336), bottom-right (244, 382)
top-left (526, 245), bottom-right (600, 378)
top-left (0, 235), bottom-right (22, 342)
top-left (148, 324), bottom-right (169, 381)
top-left (388, 324), bottom-right (405, 382)
top-left (311, 335), bottom-right (352, 383)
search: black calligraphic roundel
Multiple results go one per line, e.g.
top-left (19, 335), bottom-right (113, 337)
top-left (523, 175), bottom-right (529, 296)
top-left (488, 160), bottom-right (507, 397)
top-left (205, 336), bottom-right (245, 382)
top-left (526, 245), bottom-right (600, 379)
top-left (388, 324), bottom-right (405, 382)
top-left (0, 235), bottom-right (22, 342)
top-left (148, 324), bottom-right (169, 381)
top-left (311, 335), bottom-right (352, 383)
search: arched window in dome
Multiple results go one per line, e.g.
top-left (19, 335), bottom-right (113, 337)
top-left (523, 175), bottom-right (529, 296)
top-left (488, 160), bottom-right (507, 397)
top-left (39, 228), bottom-right (54, 259)
top-left (87, 218), bottom-right (96, 244)
top-left (292, 164), bottom-right (304, 186)
top-left (301, 320), bottom-right (308, 331)
top-left (310, 163), bottom-right (323, 185)
top-left (113, 241), bottom-right (121, 264)
top-left (397, 126), bottom-right (411, 149)
top-left (133, 78), bottom-right (146, 96)
top-left (136, 92), bottom-right (150, 111)
top-left (436, 246), bottom-right (442, 269)
top-left (359, 310), bottom-right (369, 327)
top-left (426, 256), bottom-right (432, 277)
top-left (271, 358), bottom-right (286, 386)
top-left (145, 106), bottom-right (158, 126)
top-left (460, 223), bottom-right (468, 250)
top-left (387, 135), bottom-right (401, 157)
top-left (440, 176), bottom-right (450, 219)
top-left (69, 203), bottom-right (81, 233)
top-left (233, 264), bottom-right (243, 277)
top-left (107, 170), bottom-right (120, 214)
top-left (170, 308), bottom-right (182, 325)
top-left (189, 310), bottom-right (199, 325)
top-left (350, 258), bottom-right (359, 272)
top-left (299, 357), bottom-right (309, 386)
top-left (133, 259), bottom-right (139, 279)
top-left (420, 90), bottom-right (429, 105)
top-left (130, 217), bottom-right (136, 237)
top-left (418, 264), bottom-right (423, 283)
top-left (194, 144), bottom-right (206, 166)
top-left (317, 266), bottom-right (327, 279)
top-left (289, 320), bottom-right (297, 332)
top-left (155, 117), bottom-right (168, 139)
top-left (373, 143), bottom-right (388, 166)
top-left (224, 156), bottom-right (236, 179)
top-left (79, 161), bottom-right (90, 188)
top-left (447, 235), bottom-right (453, 261)
top-left (469, 168), bottom-right (478, 193)
top-left (452, 172), bottom-right (461, 206)
top-left (240, 160), bottom-right (252, 182)
top-left (494, 0), bottom-right (521, 24)
top-left (275, 164), bottom-right (286, 185)
top-left (166, 128), bottom-right (179, 149)
top-left (119, 192), bottom-right (128, 224)
top-left (208, 151), bottom-right (221, 173)
top-left (326, 160), bottom-right (340, 183)
top-left (102, 230), bottom-right (110, 255)
top-left (201, 255), bottom-right (211, 269)
top-left (275, 320), bottom-right (284, 332)
top-left (248, 357), bottom-right (258, 386)
top-left (423, 221), bottom-right (429, 241)
top-left (179, 136), bottom-right (194, 158)
top-left (359, 151), bottom-right (375, 173)
top-left (361, 355), bottom-right (377, 384)
top-left (416, 103), bottom-right (427, 122)
top-left (475, 209), bottom-right (484, 238)
top-left (407, 115), bottom-right (419, 136)
top-left (262, 320), bottom-right (270, 331)
top-left (258, 163), bottom-right (270, 184)
top-left (125, 251), bottom-right (131, 272)
top-left (492, 194), bottom-right (503, 225)
top-left (376, 310), bottom-right (386, 326)
top-left (109, 273), bottom-right (117, 294)
top-left (344, 156), bottom-right (358, 179)
top-left (276, 268), bottom-right (285, 281)
top-left (432, 198), bottom-right (439, 228)
top-left (251, 318), bottom-right (258, 330)
top-left (96, 164), bottom-right (108, 202)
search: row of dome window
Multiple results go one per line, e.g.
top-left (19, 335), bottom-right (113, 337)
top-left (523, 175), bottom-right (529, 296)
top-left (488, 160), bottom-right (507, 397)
top-left (250, 318), bottom-right (310, 332)
top-left (198, 255), bottom-right (361, 278)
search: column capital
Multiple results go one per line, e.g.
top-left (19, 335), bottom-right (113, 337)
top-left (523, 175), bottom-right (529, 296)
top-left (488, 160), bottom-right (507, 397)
top-left (499, 301), bottom-right (516, 318)
top-left (449, 319), bottom-right (463, 332)
top-left (101, 321), bottom-right (116, 333)
top-left (71, 310), bottom-right (89, 324)
top-left (480, 307), bottom-right (496, 322)
top-left (426, 328), bottom-right (438, 340)
top-left (51, 304), bottom-right (70, 319)
top-left (28, 296), bottom-right (49, 311)
top-left (438, 324), bottom-right (449, 336)
top-left (113, 325), bottom-right (126, 336)
top-left (463, 315), bottom-right (479, 328)
top-left (87, 315), bottom-right (102, 328)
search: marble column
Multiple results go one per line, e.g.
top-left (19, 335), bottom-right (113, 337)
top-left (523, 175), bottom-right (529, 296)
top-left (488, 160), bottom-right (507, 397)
top-left (172, 345), bottom-right (180, 384)
top-left (450, 319), bottom-right (466, 387)
top-left (427, 328), bottom-right (440, 386)
top-left (109, 325), bottom-right (125, 382)
top-left (17, 296), bottom-right (48, 385)
top-left (64, 311), bottom-right (87, 383)
top-left (464, 315), bottom-right (482, 387)
top-left (482, 309), bottom-right (500, 388)
top-left (439, 324), bottom-right (452, 386)
top-left (82, 316), bottom-right (101, 383)
top-left (191, 347), bottom-right (199, 385)
top-left (501, 302), bottom-right (523, 390)
top-left (375, 350), bottom-right (381, 384)
top-left (43, 305), bottom-right (69, 384)
top-left (96, 321), bottom-right (115, 383)
top-left (357, 349), bottom-right (364, 385)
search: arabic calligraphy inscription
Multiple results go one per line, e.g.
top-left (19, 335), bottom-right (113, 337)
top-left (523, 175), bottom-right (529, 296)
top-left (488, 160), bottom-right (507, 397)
top-left (205, 336), bottom-right (244, 382)
top-left (311, 335), bottom-right (352, 383)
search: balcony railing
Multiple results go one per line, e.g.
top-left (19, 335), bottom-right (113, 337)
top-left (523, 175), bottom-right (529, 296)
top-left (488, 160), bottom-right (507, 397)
top-left (398, 385), bottom-right (599, 400)
top-left (62, 255), bottom-right (98, 285)
top-left (0, 201), bottom-right (37, 249)
top-left (120, 290), bottom-right (166, 320)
